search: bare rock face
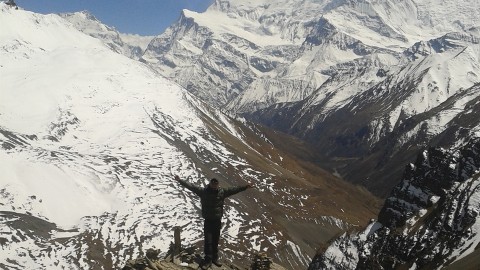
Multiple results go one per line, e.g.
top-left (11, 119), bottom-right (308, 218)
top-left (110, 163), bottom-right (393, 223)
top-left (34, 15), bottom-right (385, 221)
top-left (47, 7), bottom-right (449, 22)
top-left (378, 140), bottom-right (480, 228)
top-left (309, 138), bottom-right (480, 269)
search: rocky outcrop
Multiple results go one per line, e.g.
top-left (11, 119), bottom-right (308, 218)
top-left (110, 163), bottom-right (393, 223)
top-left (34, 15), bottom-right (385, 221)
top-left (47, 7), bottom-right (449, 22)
top-left (309, 138), bottom-right (480, 269)
top-left (121, 247), bottom-right (287, 270)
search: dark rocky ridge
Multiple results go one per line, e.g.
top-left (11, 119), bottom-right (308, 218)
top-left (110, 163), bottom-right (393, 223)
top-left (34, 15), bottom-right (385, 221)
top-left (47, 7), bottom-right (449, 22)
top-left (308, 138), bottom-right (480, 269)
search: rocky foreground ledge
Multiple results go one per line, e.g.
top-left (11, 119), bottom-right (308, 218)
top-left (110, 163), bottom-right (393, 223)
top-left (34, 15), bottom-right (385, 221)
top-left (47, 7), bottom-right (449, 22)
top-left (121, 247), bottom-right (287, 270)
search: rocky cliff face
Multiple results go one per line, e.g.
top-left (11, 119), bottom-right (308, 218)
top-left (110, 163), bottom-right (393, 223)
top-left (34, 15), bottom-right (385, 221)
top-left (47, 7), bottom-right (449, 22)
top-left (309, 138), bottom-right (480, 269)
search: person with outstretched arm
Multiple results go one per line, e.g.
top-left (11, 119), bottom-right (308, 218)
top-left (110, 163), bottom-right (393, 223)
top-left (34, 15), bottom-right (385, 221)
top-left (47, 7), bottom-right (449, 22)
top-left (174, 175), bottom-right (253, 269)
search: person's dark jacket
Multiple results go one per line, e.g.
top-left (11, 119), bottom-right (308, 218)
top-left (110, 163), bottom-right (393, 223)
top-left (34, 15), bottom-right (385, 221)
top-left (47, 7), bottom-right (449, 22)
top-left (177, 179), bottom-right (248, 220)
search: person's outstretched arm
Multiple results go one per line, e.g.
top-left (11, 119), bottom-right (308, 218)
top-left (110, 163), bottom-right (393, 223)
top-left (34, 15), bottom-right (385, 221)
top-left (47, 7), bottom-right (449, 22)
top-left (174, 175), bottom-right (203, 196)
top-left (224, 183), bottom-right (254, 197)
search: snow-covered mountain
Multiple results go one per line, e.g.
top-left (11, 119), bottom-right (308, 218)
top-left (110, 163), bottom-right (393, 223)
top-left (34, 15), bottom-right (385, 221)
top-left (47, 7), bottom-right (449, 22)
top-left (0, 3), bottom-right (381, 269)
top-left (140, 0), bottom-right (480, 112)
top-left (249, 31), bottom-right (480, 196)
top-left (132, 0), bottom-right (480, 198)
top-left (60, 11), bottom-right (153, 60)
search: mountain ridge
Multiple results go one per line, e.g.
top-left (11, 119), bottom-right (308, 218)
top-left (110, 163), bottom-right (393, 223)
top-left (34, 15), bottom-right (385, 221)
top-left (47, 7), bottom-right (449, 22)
top-left (60, 10), bottom-right (153, 60)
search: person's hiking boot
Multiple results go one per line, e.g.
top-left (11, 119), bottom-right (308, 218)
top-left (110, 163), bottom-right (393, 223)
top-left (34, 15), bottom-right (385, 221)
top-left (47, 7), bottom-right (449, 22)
top-left (200, 262), bottom-right (212, 270)
top-left (200, 258), bottom-right (212, 270)
top-left (212, 259), bottom-right (222, 267)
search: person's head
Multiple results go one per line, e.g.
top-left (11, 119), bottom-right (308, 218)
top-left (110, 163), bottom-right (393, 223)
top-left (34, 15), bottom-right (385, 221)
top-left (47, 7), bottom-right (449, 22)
top-left (209, 178), bottom-right (219, 190)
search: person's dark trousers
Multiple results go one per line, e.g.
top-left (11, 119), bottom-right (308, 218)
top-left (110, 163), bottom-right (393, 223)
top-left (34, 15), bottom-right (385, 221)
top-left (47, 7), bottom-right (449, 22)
top-left (203, 218), bottom-right (222, 262)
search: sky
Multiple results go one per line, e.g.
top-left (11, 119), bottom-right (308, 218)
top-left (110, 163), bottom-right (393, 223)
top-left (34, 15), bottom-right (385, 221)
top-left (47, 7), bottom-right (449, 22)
top-left (15, 0), bottom-right (214, 36)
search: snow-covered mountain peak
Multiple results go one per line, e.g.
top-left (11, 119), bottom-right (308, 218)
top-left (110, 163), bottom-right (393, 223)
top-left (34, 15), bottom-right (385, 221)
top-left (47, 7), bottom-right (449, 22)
top-left (59, 10), bottom-right (153, 60)
top-left (205, 0), bottom-right (348, 45)
top-left (60, 10), bottom-right (114, 34)
top-left (74, 10), bottom-right (97, 21)
top-left (209, 0), bottom-right (342, 16)
top-left (2, 7), bottom-right (164, 137)
top-left (206, 0), bottom-right (480, 50)
top-left (0, 4), bottom-right (99, 51)
top-left (141, 0), bottom-right (480, 116)
top-left (181, 8), bottom-right (296, 46)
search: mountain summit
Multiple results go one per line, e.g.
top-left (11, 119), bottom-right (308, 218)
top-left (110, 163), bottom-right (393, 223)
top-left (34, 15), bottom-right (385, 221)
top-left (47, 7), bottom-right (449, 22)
top-left (59, 11), bottom-right (153, 60)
